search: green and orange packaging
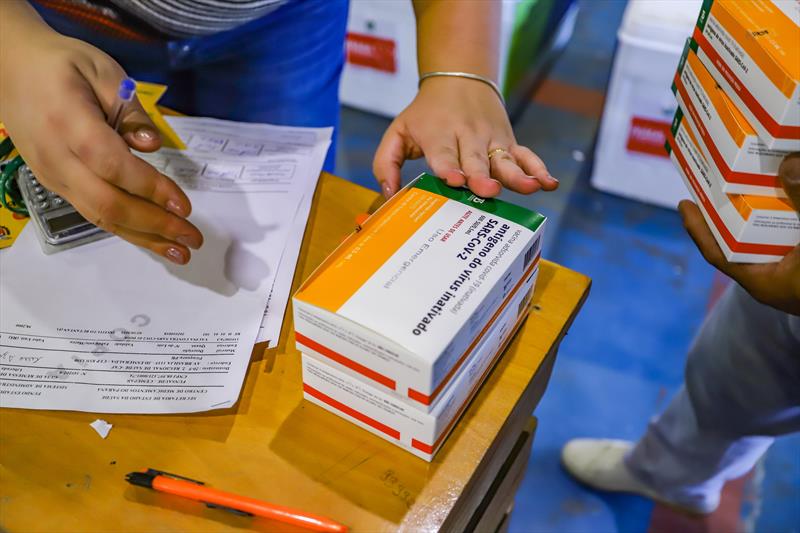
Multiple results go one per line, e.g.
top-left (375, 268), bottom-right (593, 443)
top-left (693, 0), bottom-right (800, 150)
top-left (293, 174), bottom-right (545, 411)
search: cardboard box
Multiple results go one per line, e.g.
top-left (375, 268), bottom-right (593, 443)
top-left (293, 174), bottom-right (545, 411)
top-left (693, 0), bottom-right (800, 150)
top-left (673, 41), bottom-right (791, 197)
top-left (668, 107), bottom-right (799, 263)
top-left (301, 265), bottom-right (538, 461)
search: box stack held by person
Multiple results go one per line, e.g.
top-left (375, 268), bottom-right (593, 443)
top-left (667, 0), bottom-right (800, 263)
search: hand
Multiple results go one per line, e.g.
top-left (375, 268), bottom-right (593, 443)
top-left (0, 29), bottom-right (202, 264)
top-left (679, 153), bottom-right (800, 315)
top-left (373, 76), bottom-right (559, 199)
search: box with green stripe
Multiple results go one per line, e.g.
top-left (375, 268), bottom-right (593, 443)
top-left (293, 173), bottom-right (546, 416)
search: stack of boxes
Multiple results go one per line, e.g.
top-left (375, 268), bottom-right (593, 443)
top-left (667, 0), bottom-right (800, 263)
top-left (292, 174), bottom-right (546, 461)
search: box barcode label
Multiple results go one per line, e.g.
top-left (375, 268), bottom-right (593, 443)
top-left (524, 237), bottom-right (541, 267)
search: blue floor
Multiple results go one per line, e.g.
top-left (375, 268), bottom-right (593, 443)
top-left (336, 1), bottom-right (799, 531)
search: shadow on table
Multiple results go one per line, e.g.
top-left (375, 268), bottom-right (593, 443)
top-left (269, 401), bottom-right (436, 525)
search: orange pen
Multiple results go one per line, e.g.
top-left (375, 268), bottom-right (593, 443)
top-left (126, 469), bottom-right (348, 533)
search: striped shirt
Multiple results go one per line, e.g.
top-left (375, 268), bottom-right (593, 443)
top-left (94, 0), bottom-right (288, 37)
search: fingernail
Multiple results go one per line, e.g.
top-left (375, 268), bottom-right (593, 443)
top-left (176, 235), bottom-right (200, 249)
top-left (453, 168), bottom-right (466, 176)
top-left (166, 199), bottom-right (186, 217)
top-left (382, 183), bottom-right (395, 198)
top-left (548, 174), bottom-right (559, 183)
top-left (165, 247), bottom-right (187, 264)
top-left (134, 128), bottom-right (157, 142)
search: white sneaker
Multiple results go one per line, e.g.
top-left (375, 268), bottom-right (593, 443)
top-left (561, 438), bottom-right (712, 514)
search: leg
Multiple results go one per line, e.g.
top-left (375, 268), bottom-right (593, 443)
top-left (563, 283), bottom-right (800, 513)
top-left (625, 283), bottom-right (800, 510)
top-left (622, 387), bottom-right (773, 512)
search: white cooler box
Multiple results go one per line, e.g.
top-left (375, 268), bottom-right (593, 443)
top-left (591, 0), bottom-right (701, 209)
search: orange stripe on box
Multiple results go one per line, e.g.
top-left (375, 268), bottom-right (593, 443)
top-left (303, 383), bottom-right (401, 440)
top-left (412, 305), bottom-right (533, 455)
top-left (668, 131), bottom-right (793, 256)
top-left (407, 254), bottom-right (541, 406)
top-left (674, 73), bottom-right (781, 189)
top-left (296, 333), bottom-right (396, 390)
top-left (685, 51), bottom-right (752, 146)
top-left (296, 187), bottom-right (446, 313)
top-left (693, 28), bottom-right (800, 140)
top-left (729, 195), bottom-right (754, 221)
top-left (731, 193), bottom-right (795, 213)
top-left (710, 0), bottom-right (798, 98)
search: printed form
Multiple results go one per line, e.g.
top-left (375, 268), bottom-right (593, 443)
top-left (0, 117), bottom-right (329, 413)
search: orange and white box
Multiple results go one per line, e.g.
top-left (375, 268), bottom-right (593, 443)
top-left (693, 0), bottom-right (800, 150)
top-left (293, 174), bottom-right (545, 412)
top-left (301, 265), bottom-right (537, 461)
top-left (668, 108), bottom-right (799, 263)
top-left (674, 41), bottom-right (791, 197)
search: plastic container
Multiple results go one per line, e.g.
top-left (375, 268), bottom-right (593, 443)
top-left (591, 0), bottom-right (702, 209)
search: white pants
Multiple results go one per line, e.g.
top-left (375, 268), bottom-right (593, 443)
top-left (624, 283), bottom-right (800, 513)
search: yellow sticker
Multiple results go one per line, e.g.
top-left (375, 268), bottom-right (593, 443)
top-left (135, 81), bottom-right (187, 150)
top-left (0, 126), bottom-right (28, 248)
top-left (0, 204), bottom-right (28, 249)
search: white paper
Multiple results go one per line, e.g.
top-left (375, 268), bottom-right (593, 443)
top-left (89, 419), bottom-right (113, 438)
top-left (255, 191), bottom-right (315, 346)
top-left (0, 117), bottom-right (329, 413)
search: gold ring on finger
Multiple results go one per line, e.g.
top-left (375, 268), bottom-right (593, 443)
top-left (487, 147), bottom-right (509, 161)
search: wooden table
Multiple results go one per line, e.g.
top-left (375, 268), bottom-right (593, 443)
top-left (0, 174), bottom-right (590, 532)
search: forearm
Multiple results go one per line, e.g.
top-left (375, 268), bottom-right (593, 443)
top-left (0, 2), bottom-right (56, 80)
top-left (0, 1), bottom-right (54, 43)
top-left (412, 0), bottom-right (500, 81)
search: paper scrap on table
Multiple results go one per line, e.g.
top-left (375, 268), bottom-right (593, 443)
top-left (0, 116), bottom-right (329, 413)
top-left (90, 419), bottom-right (113, 439)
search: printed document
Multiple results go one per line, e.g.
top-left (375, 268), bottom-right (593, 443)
top-left (0, 117), bottom-right (329, 413)
top-left (255, 190), bottom-right (314, 345)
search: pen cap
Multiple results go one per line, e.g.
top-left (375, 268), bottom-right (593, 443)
top-left (125, 472), bottom-right (155, 488)
top-left (118, 78), bottom-right (136, 102)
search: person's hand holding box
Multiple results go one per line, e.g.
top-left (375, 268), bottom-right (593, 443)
top-left (680, 153), bottom-right (800, 315)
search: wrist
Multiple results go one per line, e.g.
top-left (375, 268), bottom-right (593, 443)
top-left (418, 72), bottom-right (504, 104)
top-left (1, 2), bottom-right (53, 40)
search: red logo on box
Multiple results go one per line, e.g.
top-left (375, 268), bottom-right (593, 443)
top-left (626, 116), bottom-right (671, 158)
top-left (346, 32), bottom-right (397, 73)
